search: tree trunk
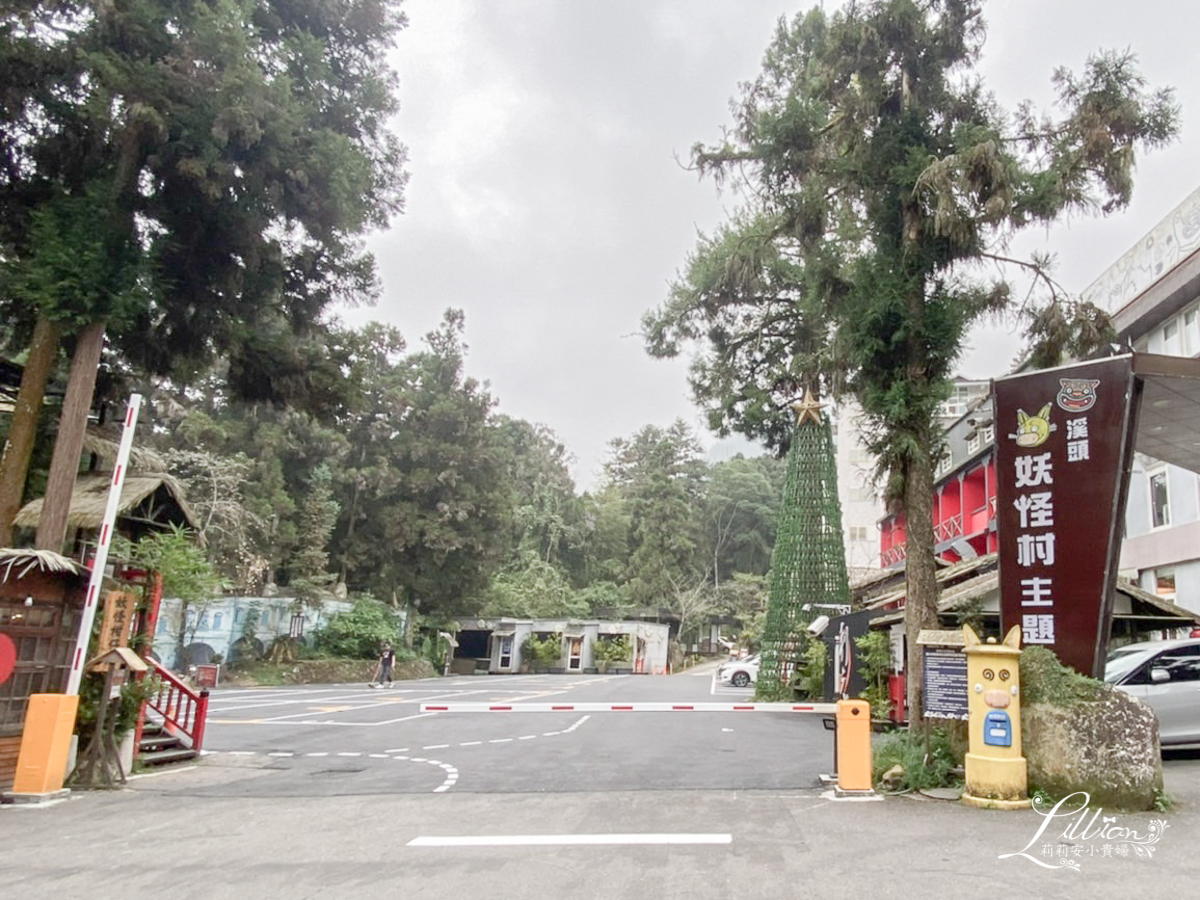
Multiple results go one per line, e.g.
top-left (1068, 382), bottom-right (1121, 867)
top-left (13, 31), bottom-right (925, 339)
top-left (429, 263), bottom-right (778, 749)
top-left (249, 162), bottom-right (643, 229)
top-left (902, 442), bottom-right (938, 729)
top-left (35, 320), bottom-right (107, 553)
top-left (0, 315), bottom-right (62, 545)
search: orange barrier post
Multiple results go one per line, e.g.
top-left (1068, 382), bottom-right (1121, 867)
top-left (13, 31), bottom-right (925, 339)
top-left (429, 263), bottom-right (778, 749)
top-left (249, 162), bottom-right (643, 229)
top-left (834, 699), bottom-right (874, 795)
top-left (10, 694), bottom-right (80, 797)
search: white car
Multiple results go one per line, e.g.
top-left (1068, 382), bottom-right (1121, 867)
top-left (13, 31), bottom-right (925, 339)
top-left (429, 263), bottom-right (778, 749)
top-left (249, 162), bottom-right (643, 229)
top-left (718, 654), bottom-right (760, 688)
top-left (1104, 638), bottom-right (1200, 747)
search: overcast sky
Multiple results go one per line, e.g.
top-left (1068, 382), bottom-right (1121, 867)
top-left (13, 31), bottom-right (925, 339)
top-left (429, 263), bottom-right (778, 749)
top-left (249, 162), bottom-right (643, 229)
top-left (349, 0), bottom-right (1200, 489)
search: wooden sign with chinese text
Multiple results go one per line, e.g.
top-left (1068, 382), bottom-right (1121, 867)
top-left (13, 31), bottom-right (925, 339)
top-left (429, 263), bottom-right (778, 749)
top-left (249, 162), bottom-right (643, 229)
top-left (96, 590), bottom-right (140, 664)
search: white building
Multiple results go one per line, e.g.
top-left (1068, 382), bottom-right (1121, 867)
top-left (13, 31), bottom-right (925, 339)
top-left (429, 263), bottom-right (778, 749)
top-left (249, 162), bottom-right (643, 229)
top-left (1102, 186), bottom-right (1200, 613)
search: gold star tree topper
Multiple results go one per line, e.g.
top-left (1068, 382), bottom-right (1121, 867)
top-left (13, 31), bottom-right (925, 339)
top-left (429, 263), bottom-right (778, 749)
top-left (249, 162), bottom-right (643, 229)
top-left (791, 388), bottom-right (825, 426)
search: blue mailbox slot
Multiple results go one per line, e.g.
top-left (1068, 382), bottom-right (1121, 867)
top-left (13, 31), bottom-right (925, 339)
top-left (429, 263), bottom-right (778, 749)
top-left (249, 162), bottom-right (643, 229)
top-left (984, 709), bottom-right (1012, 747)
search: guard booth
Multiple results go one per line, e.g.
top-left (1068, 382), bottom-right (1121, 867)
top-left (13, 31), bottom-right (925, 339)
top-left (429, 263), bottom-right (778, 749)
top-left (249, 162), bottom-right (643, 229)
top-left (0, 549), bottom-right (90, 793)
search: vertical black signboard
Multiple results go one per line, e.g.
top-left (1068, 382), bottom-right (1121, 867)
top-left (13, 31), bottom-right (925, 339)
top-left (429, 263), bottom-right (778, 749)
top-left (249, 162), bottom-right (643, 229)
top-left (994, 356), bottom-right (1138, 677)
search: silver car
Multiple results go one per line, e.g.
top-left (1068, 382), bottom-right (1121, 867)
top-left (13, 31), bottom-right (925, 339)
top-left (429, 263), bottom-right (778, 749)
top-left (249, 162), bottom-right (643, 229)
top-left (718, 653), bottom-right (760, 688)
top-left (1104, 638), bottom-right (1200, 747)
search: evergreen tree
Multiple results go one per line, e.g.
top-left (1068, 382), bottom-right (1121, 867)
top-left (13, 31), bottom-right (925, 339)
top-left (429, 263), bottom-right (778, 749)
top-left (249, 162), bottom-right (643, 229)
top-left (604, 421), bottom-right (707, 607)
top-left (0, 0), bottom-right (408, 549)
top-left (657, 0), bottom-right (1176, 718)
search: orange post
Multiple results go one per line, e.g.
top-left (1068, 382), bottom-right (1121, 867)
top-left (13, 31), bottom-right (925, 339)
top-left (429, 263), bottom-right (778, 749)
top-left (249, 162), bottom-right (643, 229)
top-left (835, 699), bottom-right (874, 793)
top-left (12, 694), bottom-right (80, 795)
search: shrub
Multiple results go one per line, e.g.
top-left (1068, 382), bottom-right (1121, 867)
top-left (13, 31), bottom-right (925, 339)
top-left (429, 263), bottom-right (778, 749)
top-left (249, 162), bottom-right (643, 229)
top-left (872, 726), bottom-right (965, 792)
top-left (795, 639), bottom-right (827, 699)
top-left (1020, 645), bottom-right (1108, 707)
top-left (522, 632), bottom-right (563, 667)
top-left (313, 596), bottom-right (403, 659)
top-left (593, 634), bottom-right (631, 665)
top-left (855, 630), bottom-right (892, 719)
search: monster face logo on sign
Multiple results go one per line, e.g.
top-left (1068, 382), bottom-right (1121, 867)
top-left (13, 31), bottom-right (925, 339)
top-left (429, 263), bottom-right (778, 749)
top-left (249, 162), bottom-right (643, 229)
top-left (1010, 403), bottom-right (1055, 448)
top-left (1057, 378), bottom-right (1101, 412)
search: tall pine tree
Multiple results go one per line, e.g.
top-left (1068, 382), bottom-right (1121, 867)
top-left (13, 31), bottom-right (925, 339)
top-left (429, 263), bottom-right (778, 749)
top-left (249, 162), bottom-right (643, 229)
top-left (658, 0), bottom-right (1176, 719)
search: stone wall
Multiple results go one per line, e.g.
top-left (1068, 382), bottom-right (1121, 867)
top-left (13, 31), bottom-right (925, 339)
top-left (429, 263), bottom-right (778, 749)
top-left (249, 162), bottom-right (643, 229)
top-left (1022, 692), bottom-right (1164, 810)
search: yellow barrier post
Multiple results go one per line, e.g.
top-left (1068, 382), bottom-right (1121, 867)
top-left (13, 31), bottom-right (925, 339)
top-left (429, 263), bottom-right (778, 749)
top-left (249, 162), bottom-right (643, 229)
top-left (9, 693), bottom-right (80, 800)
top-left (835, 698), bottom-right (874, 795)
top-left (961, 624), bottom-right (1030, 809)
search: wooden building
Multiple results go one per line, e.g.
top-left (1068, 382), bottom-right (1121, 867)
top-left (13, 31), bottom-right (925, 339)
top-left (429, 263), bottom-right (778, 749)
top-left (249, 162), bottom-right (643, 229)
top-left (0, 549), bottom-right (90, 792)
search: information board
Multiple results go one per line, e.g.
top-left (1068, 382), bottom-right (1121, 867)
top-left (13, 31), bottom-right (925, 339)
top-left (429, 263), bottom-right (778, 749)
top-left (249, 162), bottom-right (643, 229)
top-left (923, 647), bottom-right (968, 720)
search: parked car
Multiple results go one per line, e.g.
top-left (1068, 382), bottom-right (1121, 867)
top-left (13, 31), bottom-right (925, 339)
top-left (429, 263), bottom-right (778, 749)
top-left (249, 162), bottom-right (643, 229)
top-left (1104, 638), bottom-right (1200, 747)
top-left (719, 654), bottom-right (760, 688)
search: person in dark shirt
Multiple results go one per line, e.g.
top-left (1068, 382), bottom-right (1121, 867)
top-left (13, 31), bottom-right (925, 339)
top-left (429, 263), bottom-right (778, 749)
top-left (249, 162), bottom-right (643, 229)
top-left (372, 642), bottom-right (396, 688)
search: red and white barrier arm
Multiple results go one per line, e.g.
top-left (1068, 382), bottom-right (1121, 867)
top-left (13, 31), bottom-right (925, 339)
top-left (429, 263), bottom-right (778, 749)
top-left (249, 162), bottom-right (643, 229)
top-left (420, 702), bottom-right (840, 714)
top-left (66, 393), bottom-right (142, 696)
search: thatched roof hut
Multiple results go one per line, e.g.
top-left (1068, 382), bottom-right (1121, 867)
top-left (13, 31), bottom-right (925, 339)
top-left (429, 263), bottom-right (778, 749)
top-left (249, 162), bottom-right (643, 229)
top-left (12, 473), bottom-right (198, 536)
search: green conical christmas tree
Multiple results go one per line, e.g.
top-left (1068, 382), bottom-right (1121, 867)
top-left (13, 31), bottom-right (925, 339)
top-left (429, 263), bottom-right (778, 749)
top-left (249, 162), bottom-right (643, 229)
top-left (757, 391), bottom-right (851, 700)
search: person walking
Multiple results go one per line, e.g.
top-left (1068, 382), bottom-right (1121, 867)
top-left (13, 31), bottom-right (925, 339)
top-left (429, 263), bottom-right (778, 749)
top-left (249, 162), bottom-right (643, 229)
top-left (371, 641), bottom-right (397, 688)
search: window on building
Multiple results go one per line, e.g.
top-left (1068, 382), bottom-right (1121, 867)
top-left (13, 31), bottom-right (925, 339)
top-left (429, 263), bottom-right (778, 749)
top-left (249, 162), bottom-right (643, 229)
top-left (212, 612), bottom-right (223, 631)
top-left (940, 385), bottom-right (973, 418)
top-left (849, 486), bottom-right (874, 502)
top-left (1163, 319), bottom-right (1182, 356)
top-left (966, 433), bottom-right (980, 454)
top-left (981, 425), bottom-right (995, 444)
top-left (849, 526), bottom-right (869, 542)
top-left (1185, 308), bottom-right (1200, 356)
top-left (1149, 470), bottom-right (1170, 528)
top-left (1154, 566), bottom-right (1176, 601)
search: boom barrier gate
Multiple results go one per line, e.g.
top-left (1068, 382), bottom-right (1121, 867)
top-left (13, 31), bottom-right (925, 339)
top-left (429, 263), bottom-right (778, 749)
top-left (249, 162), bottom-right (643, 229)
top-left (420, 699), bottom-right (875, 794)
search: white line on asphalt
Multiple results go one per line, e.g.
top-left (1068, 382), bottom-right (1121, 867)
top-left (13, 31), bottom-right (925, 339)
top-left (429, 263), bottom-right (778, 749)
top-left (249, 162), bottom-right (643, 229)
top-left (517, 735), bottom-right (536, 740)
top-left (337, 752), bottom-right (361, 757)
top-left (228, 751), bottom-right (256, 756)
top-left (407, 833), bottom-right (733, 847)
top-left (385, 748), bottom-right (410, 753)
top-left (372, 712), bottom-right (439, 726)
top-left (267, 751), bottom-right (294, 757)
top-left (306, 752), bottom-right (329, 757)
top-left (488, 738), bottom-right (512, 744)
top-left (423, 744), bottom-right (450, 750)
top-left (541, 732), bottom-right (561, 737)
top-left (369, 753), bottom-right (391, 758)
top-left (126, 765), bottom-right (198, 780)
top-left (459, 741), bottom-right (482, 746)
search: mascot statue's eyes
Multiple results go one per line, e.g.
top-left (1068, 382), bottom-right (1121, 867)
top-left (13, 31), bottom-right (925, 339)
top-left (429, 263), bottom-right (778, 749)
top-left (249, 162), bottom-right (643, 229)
top-left (983, 668), bottom-right (995, 681)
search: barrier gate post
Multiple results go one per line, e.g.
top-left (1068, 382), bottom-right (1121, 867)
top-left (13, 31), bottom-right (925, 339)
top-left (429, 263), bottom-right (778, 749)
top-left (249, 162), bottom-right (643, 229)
top-left (834, 699), bottom-right (874, 795)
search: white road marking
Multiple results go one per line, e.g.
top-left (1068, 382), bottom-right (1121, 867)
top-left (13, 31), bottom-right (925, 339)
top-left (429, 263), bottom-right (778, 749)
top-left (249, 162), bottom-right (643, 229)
top-left (306, 752), bottom-right (329, 757)
top-left (267, 751), bottom-right (294, 757)
top-left (489, 738), bottom-right (512, 744)
top-left (126, 765), bottom-right (198, 780)
top-left (459, 741), bottom-right (482, 746)
top-left (423, 744), bottom-right (450, 750)
top-left (541, 732), bottom-right (561, 737)
top-left (407, 833), bottom-right (733, 847)
top-left (337, 752), bottom-right (361, 757)
top-left (517, 735), bottom-right (537, 740)
top-left (371, 712), bottom-right (439, 726)
top-left (229, 751), bottom-right (256, 756)
top-left (385, 748), bottom-right (410, 753)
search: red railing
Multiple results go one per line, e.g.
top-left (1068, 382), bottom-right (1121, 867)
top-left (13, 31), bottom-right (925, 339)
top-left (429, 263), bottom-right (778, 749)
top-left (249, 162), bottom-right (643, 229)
top-left (141, 657), bottom-right (210, 752)
top-left (880, 543), bottom-right (907, 567)
top-left (934, 514), bottom-right (963, 543)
